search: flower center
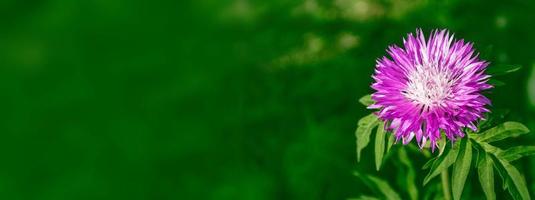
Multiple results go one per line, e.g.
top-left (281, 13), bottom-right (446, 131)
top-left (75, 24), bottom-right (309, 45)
top-left (402, 64), bottom-right (454, 108)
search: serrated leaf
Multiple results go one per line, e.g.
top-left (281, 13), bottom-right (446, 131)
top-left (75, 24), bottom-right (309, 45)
top-left (478, 142), bottom-right (531, 200)
top-left (487, 64), bottom-right (521, 76)
top-left (451, 138), bottom-right (472, 200)
top-left (473, 122), bottom-right (529, 143)
top-left (398, 148), bottom-right (418, 200)
top-left (356, 114), bottom-right (380, 162)
top-left (375, 122), bottom-right (386, 171)
top-left (423, 141), bottom-right (460, 185)
top-left (500, 146), bottom-right (535, 162)
top-left (386, 134), bottom-right (395, 153)
top-left (359, 94), bottom-right (374, 106)
top-left (477, 152), bottom-right (495, 200)
top-left (354, 171), bottom-right (402, 200)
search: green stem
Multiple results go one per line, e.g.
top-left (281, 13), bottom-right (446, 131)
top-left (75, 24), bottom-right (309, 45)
top-left (441, 170), bottom-right (452, 200)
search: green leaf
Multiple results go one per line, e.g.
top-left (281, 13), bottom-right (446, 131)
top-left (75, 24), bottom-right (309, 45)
top-left (356, 114), bottom-right (380, 162)
top-left (500, 146), bottom-right (535, 162)
top-left (478, 142), bottom-right (531, 200)
top-left (422, 157), bottom-right (436, 170)
top-left (451, 138), bottom-right (472, 200)
top-left (492, 156), bottom-right (531, 200)
top-left (375, 122), bottom-right (386, 171)
top-left (472, 122), bottom-right (529, 143)
top-left (477, 152), bottom-right (495, 200)
top-left (487, 64), bottom-right (522, 76)
top-left (386, 134), bottom-right (395, 153)
top-left (423, 141), bottom-right (460, 185)
top-left (475, 142), bottom-right (507, 190)
top-left (359, 94), bottom-right (374, 106)
top-left (437, 136), bottom-right (447, 156)
top-left (354, 171), bottom-right (402, 200)
top-left (398, 148), bottom-right (418, 200)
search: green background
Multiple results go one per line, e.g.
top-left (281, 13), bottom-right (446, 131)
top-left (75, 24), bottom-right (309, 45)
top-left (0, 0), bottom-right (534, 199)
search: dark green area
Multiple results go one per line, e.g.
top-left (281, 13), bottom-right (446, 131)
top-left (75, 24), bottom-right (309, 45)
top-left (0, 0), bottom-right (534, 199)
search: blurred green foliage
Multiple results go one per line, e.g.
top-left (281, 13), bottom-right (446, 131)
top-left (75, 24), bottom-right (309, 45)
top-left (0, 0), bottom-right (534, 199)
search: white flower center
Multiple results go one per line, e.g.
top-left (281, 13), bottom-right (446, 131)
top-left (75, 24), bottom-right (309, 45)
top-left (402, 64), bottom-right (454, 108)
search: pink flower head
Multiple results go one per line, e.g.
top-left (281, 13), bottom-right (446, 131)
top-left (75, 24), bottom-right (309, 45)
top-left (369, 29), bottom-right (492, 150)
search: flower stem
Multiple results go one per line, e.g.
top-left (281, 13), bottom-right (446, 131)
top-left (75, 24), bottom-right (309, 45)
top-left (441, 170), bottom-right (452, 200)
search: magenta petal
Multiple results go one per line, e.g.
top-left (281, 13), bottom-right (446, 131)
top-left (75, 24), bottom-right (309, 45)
top-left (370, 29), bottom-right (491, 148)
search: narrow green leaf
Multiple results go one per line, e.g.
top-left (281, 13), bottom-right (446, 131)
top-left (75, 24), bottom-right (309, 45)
top-left (356, 114), bottom-right (380, 162)
top-left (451, 138), bottom-right (472, 200)
top-left (398, 148), bottom-right (418, 200)
top-left (423, 141), bottom-right (460, 185)
top-left (386, 134), bottom-right (395, 153)
top-left (477, 152), bottom-right (495, 200)
top-left (375, 122), bottom-right (386, 171)
top-left (437, 136), bottom-right (447, 156)
top-left (422, 157), bottom-right (436, 170)
top-left (487, 64), bottom-right (521, 76)
top-left (478, 142), bottom-right (531, 200)
top-left (492, 156), bottom-right (531, 200)
top-left (473, 122), bottom-right (529, 143)
top-left (476, 142), bottom-right (508, 190)
top-left (499, 146), bottom-right (535, 162)
top-left (354, 171), bottom-right (402, 200)
top-left (359, 94), bottom-right (374, 106)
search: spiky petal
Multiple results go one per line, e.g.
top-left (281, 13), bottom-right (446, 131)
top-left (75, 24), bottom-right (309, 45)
top-left (369, 29), bottom-right (492, 150)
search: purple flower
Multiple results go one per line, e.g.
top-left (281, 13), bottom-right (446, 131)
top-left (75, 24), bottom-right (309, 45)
top-left (369, 29), bottom-right (492, 150)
